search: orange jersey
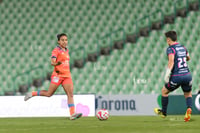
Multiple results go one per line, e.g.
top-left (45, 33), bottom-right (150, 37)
top-left (51, 46), bottom-right (71, 77)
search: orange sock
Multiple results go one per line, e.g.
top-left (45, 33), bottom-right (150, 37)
top-left (32, 91), bottom-right (40, 96)
top-left (68, 104), bottom-right (75, 115)
top-left (32, 91), bottom-right (37, 96)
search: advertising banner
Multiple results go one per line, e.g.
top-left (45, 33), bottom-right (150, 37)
top-left (96, 94), bottom-right (159, 115)
top-left (167, 94), bottom-right (200, 114)
top-left (0, 94), bottom-right (95, 117)
top-left (1, 94), bottom-right (198, 117)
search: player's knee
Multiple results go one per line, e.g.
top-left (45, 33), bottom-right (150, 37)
top-left (161, 87), bottom-right (169, 96)
top-left (46, 92), bottom-right (53, 97)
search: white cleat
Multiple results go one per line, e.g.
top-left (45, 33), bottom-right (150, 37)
top-left (24, 92), bottom-right (33, 101)
top-left (70, 113), bottom-right (82, 120)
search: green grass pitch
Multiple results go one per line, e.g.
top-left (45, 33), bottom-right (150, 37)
top-left (0, 116), bottom-right (199, 133)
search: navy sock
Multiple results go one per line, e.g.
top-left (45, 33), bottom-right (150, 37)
top-left (162, 96), bottom-right (168, 114)
top-left (186, 97), bottom-right (192, 108)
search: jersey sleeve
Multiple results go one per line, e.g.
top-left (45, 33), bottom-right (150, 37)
top-left (166, 47), bottom-right (175, 56)
top-left (51, 48), bottom-right (58, 59)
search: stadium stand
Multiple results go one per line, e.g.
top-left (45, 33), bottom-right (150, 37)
top-left (0, 0), bottom-right (199, 95)
top-left (37, 10), bottom-right (200, 95)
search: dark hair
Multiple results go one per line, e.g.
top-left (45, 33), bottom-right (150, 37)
top-left (165, 31), bottom-right (177, 41)
top-left (57, 33), bottom-right (67, 41)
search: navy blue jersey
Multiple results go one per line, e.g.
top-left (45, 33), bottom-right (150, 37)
top-left (166, 43), bottom-right (190, 76)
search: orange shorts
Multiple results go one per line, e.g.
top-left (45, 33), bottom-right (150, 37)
top-left (51, 75), bottom-right (73, 85)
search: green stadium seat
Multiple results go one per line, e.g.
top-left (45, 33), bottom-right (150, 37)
top-left (30, 68), bottom-right (45, 80)
top-left (163, 6), bottom-right (175, 16)
top-left (150, 11), bottom-right (163, 23)
top-left (14, 74), bottom-right (30, 89)
top-left (3, 80), bottom-right (15, 93)
top-left (176, 0), bottom-right (187, 10)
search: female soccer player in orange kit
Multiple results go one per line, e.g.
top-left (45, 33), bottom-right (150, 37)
top-left (24, 33), bottom-right (82, 120)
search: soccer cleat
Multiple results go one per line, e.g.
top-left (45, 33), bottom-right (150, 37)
top-left (184, 108), bottom-right (192, 122)
top-left (24, 92), bottom-right (33, 101)
top-left (154, 108), bottom-right (166, 118)
top-left (70, 113), bottom-right (82, 120)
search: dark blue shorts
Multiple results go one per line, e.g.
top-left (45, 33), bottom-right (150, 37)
top-left (165, 73), bottom-right (192, 92)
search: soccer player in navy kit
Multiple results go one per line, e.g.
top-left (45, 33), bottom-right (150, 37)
top-left (154, 31), bottom-right (192, 122)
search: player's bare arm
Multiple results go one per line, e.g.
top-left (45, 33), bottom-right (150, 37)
top-left (168, 54), bottom-right (174, 70)
top-left (164, 54), bottom-right (174, 83)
